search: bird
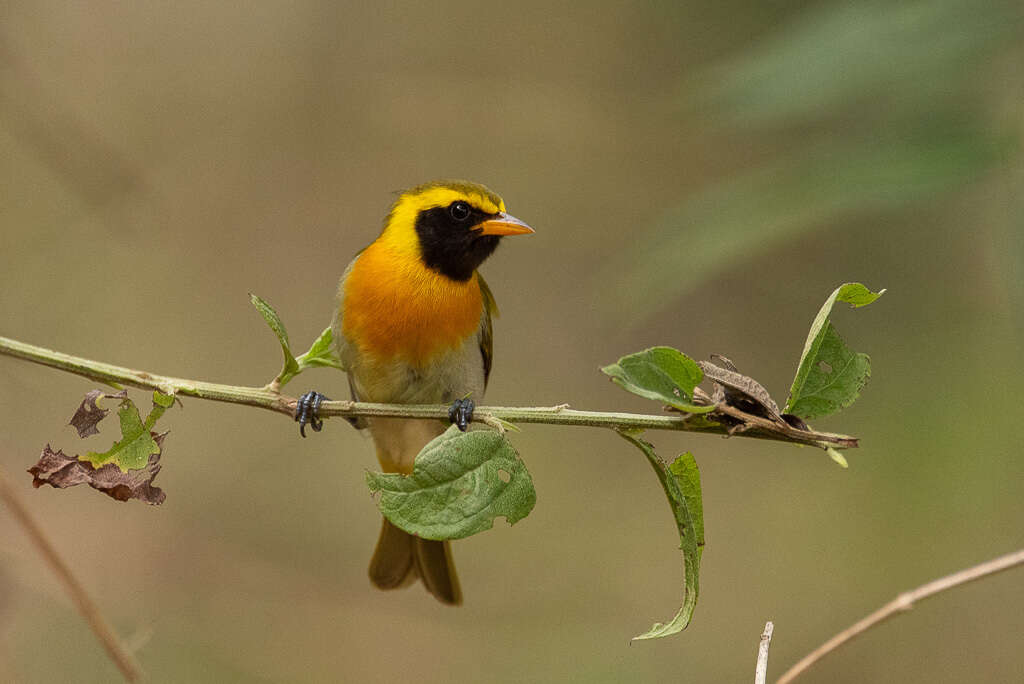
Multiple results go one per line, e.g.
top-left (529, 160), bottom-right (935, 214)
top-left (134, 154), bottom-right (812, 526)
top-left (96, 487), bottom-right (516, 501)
top-left (294, 180), bottom-right (534, 605)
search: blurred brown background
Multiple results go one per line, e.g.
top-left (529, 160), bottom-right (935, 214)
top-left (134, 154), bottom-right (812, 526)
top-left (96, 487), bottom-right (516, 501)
top-left (2, 1), bottom-right (1023, 682)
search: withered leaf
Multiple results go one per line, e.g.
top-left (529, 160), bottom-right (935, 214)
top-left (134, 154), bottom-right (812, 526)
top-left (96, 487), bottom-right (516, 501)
top-left (705, 354), bottom-right (736, 404)
top-left (781, 413), bottom-right (810, 431)
top-left (708, 353), bottom-right (738, 372)
top-left (68, 389), bottom-right (126, 438)
top-left (698, 358), bottom-right (783, 422)
top-left (29, 438), bottom-right (167, 505)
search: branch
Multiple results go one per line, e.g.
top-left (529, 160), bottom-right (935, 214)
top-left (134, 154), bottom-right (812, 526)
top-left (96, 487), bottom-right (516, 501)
top-left (0, 467), bottom-right (143, 681)
top-left (0, 335), bottom-right (857, 449)
top-left (777, 548), bottom-right (1024, 684)
top-left (755, 621), bottom-right (774, 684)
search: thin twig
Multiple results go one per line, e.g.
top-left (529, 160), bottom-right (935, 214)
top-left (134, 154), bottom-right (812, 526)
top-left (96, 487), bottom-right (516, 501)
top-left (755, 621), bottom-right (774, 684)
top-left (776, 548), bottom-right (1024, 684)
top-left (0, 335), bottom-right (858, 449)
top-left (0, 467), bottom-right (143, 681)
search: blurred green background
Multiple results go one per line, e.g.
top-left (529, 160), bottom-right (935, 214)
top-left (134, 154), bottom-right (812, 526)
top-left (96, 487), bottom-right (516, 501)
top-left (2, 1), bottom-right (1023, 682)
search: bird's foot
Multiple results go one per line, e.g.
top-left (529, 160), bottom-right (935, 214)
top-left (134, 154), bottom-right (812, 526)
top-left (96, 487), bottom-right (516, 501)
top-left (295, 391), bottom-right (329, 437)
top-left (448, 397), bottom-right (475, 432)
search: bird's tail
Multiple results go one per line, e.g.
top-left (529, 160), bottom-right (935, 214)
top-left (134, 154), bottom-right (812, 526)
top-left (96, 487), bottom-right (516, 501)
top-left (368, 418), bottom-right (462, 605)
top-left (369, 518), bottom-right (462, 605)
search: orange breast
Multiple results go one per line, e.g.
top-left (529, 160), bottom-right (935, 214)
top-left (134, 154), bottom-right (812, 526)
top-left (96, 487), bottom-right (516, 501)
top-left (342, 241), bottom-right (484, 366)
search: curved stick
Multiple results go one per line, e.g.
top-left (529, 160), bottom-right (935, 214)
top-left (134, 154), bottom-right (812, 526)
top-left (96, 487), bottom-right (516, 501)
top-left (777, 548), bottom-right (1024, 683)
top-left (0, 468), bottom-right (143, 681)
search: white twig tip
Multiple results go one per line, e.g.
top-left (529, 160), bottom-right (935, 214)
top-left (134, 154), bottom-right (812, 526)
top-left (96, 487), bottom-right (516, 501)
top-left (755, 620), bottom-right (774, 684)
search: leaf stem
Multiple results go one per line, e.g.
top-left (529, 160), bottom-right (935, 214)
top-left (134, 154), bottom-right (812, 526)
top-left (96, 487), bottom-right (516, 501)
top-left (0, 335), bottom-right (857, 449)
top-left (0, 467), bottom-right (143, 682)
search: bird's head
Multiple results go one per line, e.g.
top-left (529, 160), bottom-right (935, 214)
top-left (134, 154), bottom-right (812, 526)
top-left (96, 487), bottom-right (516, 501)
top-left (379, 180), bottom-right (534, 282)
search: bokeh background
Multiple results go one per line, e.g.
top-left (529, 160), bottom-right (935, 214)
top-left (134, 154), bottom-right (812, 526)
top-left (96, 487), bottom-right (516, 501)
top-left (2, 1), bottom-right (1023, 682)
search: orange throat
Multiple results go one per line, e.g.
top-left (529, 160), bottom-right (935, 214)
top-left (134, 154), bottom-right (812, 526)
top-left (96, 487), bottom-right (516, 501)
top-left (341, 241), bottom-right (483, 366)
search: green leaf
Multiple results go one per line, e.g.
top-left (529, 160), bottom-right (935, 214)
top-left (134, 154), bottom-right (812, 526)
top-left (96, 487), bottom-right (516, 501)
top-left (250, 293), bottom-right (300, 382)
top-left (83, 392), bottom-right (172, 471)
top-left (785, 283), bottom-right (884, 419)
top-left (295, 326), bottom-right (344, 372)
top-left (618, 432), bottom-right (704, 641)
top-left (669, 452), bottom-right (704, 555)
top-left (365, 426), bottom-right (536, 541)
top-left (602, 347), bottom-right (715, 414)
top-left (152, 389), bottom-right (175, 409)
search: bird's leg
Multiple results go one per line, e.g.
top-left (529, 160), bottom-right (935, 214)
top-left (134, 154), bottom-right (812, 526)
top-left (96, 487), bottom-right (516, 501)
top-left (295, 391), bottom-right (329, 437)
top-left (448, 397), bottom-right (475, 432)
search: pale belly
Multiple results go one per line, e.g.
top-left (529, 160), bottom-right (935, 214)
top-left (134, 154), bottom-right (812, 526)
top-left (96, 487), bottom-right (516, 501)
top-left (346, 332), bottom-right (487, 406)
top-left (347, 334), bottom-right (487, 474)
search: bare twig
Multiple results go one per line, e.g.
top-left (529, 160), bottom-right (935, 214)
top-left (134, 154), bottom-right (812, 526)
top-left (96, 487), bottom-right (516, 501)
top-left (0, 468), bottom-right (143, 681)
top-left (755, 621), bottom-right (774, 684)
top-left (0, 335), bottom-right (858, 449)
top-left (777, 548), bottom-right (1024, 684)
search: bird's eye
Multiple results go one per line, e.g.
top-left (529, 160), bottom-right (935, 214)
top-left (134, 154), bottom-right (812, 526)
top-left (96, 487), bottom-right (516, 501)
top-left (449, 201), bottom-right (471, 222)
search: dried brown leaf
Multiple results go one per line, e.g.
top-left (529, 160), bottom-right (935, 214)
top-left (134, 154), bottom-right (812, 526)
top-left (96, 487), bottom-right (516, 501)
top-left (68, 389), bottom-right (126, 438)
top-left (698, 358), bottom-right (783, 422)
top-left (708, 353), bottom-right (738, 372)
top-left (781, 413), bottom-right (811, 431)
top-left (28, 438), bottom-right (166, 505)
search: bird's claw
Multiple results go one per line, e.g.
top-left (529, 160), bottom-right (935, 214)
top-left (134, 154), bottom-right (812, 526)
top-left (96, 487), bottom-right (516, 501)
top-left (295, 391), bottom-right (328, 437)
top-left (448, 398), bottom-right (475, 432)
